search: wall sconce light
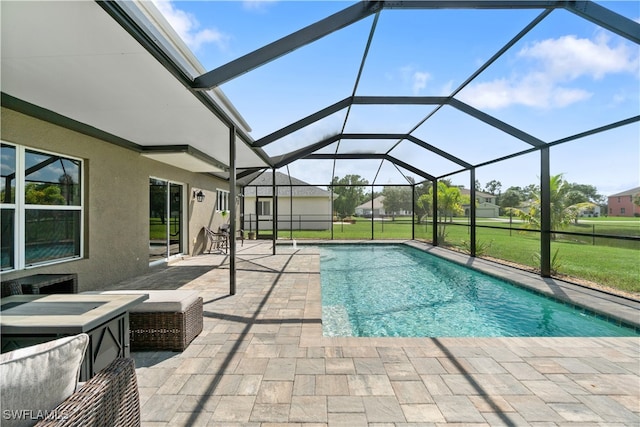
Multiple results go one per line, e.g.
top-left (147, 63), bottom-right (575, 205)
top-left (193, 190), bottom-right (205, 203)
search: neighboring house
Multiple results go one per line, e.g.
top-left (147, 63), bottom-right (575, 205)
top-left (243, 172), bottom-right (332, 233)
top-left (354, 195), bottom-right (412, 217)
top-left (578, 205), bottom-right (601, 217)
top-left (0, 2), bottom-right (264, 290)
top-left (459, 189), bottom-right (500, 218)
top-left (608, 187), bottom-right (640, 217)
top-left (355, 196), bottom-right (385, 217)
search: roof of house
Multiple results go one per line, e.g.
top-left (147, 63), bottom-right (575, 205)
top-left (609, 187), bottom-right (640, 197)
top-left (459, 188), bottom-right (496, 198)
top-left (243, 171), bottom-right (331, 197)
top-left (356, 196), bottom-right (384, 210)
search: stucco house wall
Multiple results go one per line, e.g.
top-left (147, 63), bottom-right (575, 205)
top-left (1, 107), bottom-right (232, 290)
top-left (243, 195), bottom-right (332, 232)
top-left (242, 172), bottom-right (331, 232)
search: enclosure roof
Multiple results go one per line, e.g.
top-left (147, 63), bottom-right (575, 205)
top-left (187, 0), bottom-right (639, 189)
top-left (1, 1), bottom-right (639, 190)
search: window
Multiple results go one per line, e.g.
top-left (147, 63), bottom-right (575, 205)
top-left (1, 143), bottom-right (82, 271)
top-left (621, 208), bottom-right (626, 214)
top-left (257, 200), bottom-right (271, 216)
top-left (216, 189), bottom-right (229, 212)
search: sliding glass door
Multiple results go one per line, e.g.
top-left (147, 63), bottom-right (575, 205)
top-left (149, 178), bottom-right (183, 263)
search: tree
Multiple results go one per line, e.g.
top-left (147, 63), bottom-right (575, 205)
top-left (506, 174), bottom-right (596, 239)
top-left (382, 185), bottom-right (412, 219)
top-left (500, 187), bottom-right (522, 214)
top-left (330, 175), bottom-right (369, 218)
top-left (423, 182), bottom-right (465, 242)
top-left (484, 180), bottom-right (502, 196)
top-left (568, 183), bottom-right (603, 203)
top-left (564, 189), bottom-right (589, 207)
top-left (414, 181), bottom-right (432, 223)
top-left (25, 183), bottom-right (65, 205)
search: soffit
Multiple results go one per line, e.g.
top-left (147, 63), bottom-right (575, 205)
top-left (0, 1), bottom-right (267, 173)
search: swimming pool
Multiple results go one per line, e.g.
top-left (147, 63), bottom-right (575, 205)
top-left (320, 244), bottom-right (639, 337)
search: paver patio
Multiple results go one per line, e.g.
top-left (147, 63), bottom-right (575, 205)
top-left (118, 241), bottom-right (639, 426)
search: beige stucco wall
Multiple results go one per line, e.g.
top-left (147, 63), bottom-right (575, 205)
top-left (243, 196), bottom-right (331, 230)
top-left (1, 107), bottom-right (233, 290)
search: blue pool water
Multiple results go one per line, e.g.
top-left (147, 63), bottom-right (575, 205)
top-left (320, 244), bottom-right (638, 337)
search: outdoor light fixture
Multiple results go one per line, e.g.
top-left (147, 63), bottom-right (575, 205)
top-left (193, 190), bottom-right (205, 202)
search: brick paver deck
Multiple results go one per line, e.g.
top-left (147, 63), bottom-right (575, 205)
top-left (122, 241), bottom-right (639, 426)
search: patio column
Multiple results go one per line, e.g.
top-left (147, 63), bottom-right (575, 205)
top-left (229, 125), bottom-right (237, 295)
top-left (272, 167), bottom-right (277, 255)
top-left (432, 179), bottom-right (438, 246)
top-left (330, 186), bottom-right (334, 240)
top-left (540, 147), bottom-right (551, 277)
top-left (371, 184), bottom-right (374, 240)
top-left (470, 168), bottom-right (477, 257)
top-left (411, 183), bottom-right (415, 240)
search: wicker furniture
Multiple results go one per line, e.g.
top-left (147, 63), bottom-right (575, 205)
top-left (2, 273), bottom-right (78, 295)
top-left (85, 290), bottom-right (204, 351)
top-left (129, 292), bottom-right (203, 351)
top-left (1, 281), bottom-right (22, 298)
top-left (35, 358), bottom-right (141, 427)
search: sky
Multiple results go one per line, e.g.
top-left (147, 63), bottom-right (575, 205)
top-left (152, 0), bottom-right (639, 197)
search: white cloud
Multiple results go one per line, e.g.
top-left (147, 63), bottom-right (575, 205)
top-left (153, 0), bottom-right (229, 52)
top-left (462, 73), bottom-right (591, 109)
top-left (412, 71), bottom-right (431, 95)
top-left (459, 32), bottom-right (638, 110)
top-left (518, 33), bottom-right (638, 80)
top-left (398, 66), bottom-right (432, 95)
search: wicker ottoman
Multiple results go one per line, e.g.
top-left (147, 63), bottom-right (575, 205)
top-left (83, 290), bottom-right (203, 351)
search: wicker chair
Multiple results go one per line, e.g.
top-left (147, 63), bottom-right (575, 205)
top-left (1, 281), bottom-right (23, 298)
top-left (34, 358), bottom-right (140, 427)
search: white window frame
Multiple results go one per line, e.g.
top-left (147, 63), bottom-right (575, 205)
top-left (1, 142), bottom-right (84, 271)
top-left (257, 200), bottom-right (271, 216)
top-left (149, 176), bottom-right (185, 265)
top-left (216, 189), bottom-right (229, 212)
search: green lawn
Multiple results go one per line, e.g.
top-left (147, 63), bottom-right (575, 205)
top-left (276, 216), bottom-right (640, 294)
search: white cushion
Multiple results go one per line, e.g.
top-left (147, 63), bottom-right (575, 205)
top-left (83, 290), bottom-right (199, 312)
top-left (0, 333), bottom-right (89, 427)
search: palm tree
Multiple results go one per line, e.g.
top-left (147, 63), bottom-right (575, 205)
top-left (506, 174), bottom-right (595, 239)
top-left (419, 182), bottom-right (466, 242)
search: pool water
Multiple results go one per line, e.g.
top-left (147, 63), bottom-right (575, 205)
top-left (320, 244), bottom-right (638, 337)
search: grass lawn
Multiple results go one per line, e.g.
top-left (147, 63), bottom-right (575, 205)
top-left (276, 216), bottom-right (640, 294)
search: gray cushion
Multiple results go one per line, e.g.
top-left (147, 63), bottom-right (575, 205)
top-left (0, 333), bottom-right (89, 427)
top-left (83, 290), bottom-right (199, 312)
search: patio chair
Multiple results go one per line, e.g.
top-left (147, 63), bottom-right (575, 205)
top-left (1, 334), bottom-right (140, 427)
top-left (219, 223), bottom-right (244, 247)
top-left (204, 226), bottom-right (228, 254)
top-left (35, 358), bottom-right (140, 427)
